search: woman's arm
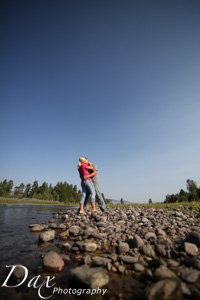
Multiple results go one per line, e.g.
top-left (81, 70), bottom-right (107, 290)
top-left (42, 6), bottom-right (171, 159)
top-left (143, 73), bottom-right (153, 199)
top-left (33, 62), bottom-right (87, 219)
top-left (84, 170), bottom-right (97, 180)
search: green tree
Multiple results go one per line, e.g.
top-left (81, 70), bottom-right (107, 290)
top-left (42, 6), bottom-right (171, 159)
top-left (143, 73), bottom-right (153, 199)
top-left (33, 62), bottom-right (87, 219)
top-left (186, 179), bottom-right (198, 199)
top-left (120, 198), bottom-right (124, 204)
top-left (149, 198), bottom-right (153, 204)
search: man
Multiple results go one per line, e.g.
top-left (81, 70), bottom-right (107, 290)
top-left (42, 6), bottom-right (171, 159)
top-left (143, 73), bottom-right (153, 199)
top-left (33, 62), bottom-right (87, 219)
top-left (84, 158), bottom-right (107, 212)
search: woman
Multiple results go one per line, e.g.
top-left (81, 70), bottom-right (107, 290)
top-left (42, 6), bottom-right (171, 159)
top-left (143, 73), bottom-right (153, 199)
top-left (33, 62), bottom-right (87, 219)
top-left (77, 156), bottom-right (97, 214)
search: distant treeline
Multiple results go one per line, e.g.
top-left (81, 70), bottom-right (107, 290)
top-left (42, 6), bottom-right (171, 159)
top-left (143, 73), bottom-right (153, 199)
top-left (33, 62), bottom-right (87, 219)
top-left (164, 179), bottom-right (200, 203)
top-left (0, 179), bottom-right (82, 203)
top-left (0, 179), bottom-right (110, 204)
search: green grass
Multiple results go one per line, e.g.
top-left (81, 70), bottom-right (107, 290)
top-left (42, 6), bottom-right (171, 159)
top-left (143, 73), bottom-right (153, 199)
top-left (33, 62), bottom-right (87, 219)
top-left (106, 201), bottom-right (200, 211)
top-left (0, 197), bottom-right (78, 206)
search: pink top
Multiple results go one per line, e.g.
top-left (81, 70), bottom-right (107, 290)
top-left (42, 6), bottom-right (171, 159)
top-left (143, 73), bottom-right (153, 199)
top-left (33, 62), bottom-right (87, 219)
top-left (78, 163), bottom-right (91, 182)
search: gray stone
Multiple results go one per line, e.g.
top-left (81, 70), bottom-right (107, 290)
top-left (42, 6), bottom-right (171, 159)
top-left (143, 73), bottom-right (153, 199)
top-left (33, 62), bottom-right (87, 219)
top-left (80, 242), bottom-right (97, 252)
top-left (58, 224), bottom-right (67, 230)
top-left (69, 264), bottom-right (109, 288)
top-left (39, 230), bottom-right (55, 242)
top-left (61, 242), bottom-right (72, 252)
top-left (120, 256), bottom-right (138, 264)
top-left (167, 259), bottom-right (180, 268)
top-left (60, 254), bottom-right (72, 264)
top-left (146, 279), bottom-right (181, 300)
top-left (155, 228), bottom-right (166, 236)
top-left (118, 242), bottom-right (129, 254)
top-left (69, 225), bottom-right (81, 236)
top-left (145, 232), bottom-right (157, 240)
top-left (142, 244), bottom-right (156, 258)
top-left (154, 266), bottom-right (177, 280)
top-left (180, 268), bottom-right (200, 283)
top-left (133, 234), bottom-right (144, 248)
top-left (133, 263), bottom-right (145, 272)
top-left (155, 244), bottom-right (166, 257)
top-left (31, 225), bottom-right (44, 232)
top-left (184, 242), bottom-right (199, 256)
top-left (185, 231), bottom-right (200, 247)
top-left (92, 256), bottom-right (112, 266)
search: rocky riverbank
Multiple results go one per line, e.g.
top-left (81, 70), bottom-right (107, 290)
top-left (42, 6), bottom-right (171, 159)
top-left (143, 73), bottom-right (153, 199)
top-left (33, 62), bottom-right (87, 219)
top-left (29, 205), bottom-right (200, 300)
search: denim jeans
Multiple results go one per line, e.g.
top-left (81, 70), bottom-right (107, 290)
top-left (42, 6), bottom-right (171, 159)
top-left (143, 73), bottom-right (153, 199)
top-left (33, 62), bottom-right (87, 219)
top-left (80, 180), bottom-right (96, 204)
top-left (84, 184), bottom-right (106, 210)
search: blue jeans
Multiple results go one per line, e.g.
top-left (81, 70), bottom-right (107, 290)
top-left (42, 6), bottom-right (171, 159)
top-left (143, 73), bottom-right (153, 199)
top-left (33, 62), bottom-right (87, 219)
top-left (80, 180), bottom-right (96, 204)
top-left (84, 184), bottom-right (106, 211)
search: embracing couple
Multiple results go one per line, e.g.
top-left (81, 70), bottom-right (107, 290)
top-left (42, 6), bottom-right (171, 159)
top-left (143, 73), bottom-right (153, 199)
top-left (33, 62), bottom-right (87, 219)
top-left (77, 156), bottom-right (107, 214)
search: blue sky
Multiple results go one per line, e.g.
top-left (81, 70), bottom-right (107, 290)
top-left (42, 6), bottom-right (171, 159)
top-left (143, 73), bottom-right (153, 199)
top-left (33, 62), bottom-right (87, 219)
top-left (1, 0), bottom-right (200, 203)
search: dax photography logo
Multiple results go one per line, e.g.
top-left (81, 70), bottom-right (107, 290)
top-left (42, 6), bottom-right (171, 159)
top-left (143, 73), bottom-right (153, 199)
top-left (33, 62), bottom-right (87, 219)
top-left (1, 265), bottom-right (107, 299)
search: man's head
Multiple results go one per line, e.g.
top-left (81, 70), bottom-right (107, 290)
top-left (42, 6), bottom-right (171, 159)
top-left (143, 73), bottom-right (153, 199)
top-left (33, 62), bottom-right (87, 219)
top-left (84, 157), bottom-right (89, 164)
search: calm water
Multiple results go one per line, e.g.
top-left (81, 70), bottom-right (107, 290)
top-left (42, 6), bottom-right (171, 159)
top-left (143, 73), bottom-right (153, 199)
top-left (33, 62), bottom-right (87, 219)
top-left (0, 204), bottom-right (82, 300)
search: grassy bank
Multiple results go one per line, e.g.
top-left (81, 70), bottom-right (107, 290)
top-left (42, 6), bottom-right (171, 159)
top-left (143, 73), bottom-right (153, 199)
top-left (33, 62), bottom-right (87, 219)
top-left (107, 201), bottom-right (200, 211)
top-left (0, 197), bottom-right (78, 206)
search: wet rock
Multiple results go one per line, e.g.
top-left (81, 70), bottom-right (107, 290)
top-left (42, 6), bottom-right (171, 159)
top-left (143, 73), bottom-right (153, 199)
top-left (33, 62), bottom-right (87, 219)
top-left (58, 224), bottom-right (66, 230)
top-left (39, 230), bottom-right (55, 242)
top-left (60, 254), bottom-right (72, 264)
top-left (61, 242), bottom-right (72, 253)
top-left (43, 251), bottom-right (65, 272)
top-left (59, 230), bottom-right (69, 239)
top-left (146, 279), bottom-right (181, 300)
top-left (184, 242), bottom-right (199, 256)
top-left (12, 265), bottom-right (26, 282)
top-left (69, 264), bottom-right (109, 288)
top-left (31, 225), bottom-right (44, 232)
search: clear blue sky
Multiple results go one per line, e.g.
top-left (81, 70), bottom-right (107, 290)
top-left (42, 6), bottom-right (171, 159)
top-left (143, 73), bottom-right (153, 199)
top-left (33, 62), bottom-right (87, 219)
top-left (1, 0), bottom-right (200, 203)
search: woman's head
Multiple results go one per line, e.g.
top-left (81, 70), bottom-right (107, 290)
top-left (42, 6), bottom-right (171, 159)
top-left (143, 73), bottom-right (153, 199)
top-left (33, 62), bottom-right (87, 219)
top-left (77, 156), bottom-right (87, 169)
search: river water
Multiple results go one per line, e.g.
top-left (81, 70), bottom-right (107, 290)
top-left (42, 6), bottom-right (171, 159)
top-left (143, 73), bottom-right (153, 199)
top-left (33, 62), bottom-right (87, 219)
top-left (0, 204), bottom-right (88, 300)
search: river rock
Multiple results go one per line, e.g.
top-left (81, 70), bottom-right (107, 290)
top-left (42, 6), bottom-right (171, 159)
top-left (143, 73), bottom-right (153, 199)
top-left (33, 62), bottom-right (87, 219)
top-left (146, 279), bottom-right (181, 300)
top-left (31, 225), bottom-right (44, 232)
top-left (155, 244), bottom-right (166, 257)
top-left (180, 268), bottom-right (200, 283)
top-left (133, 263), bottom-right (145, 272)
top-left (120, 256), bottom-right (138, 264)
top-left (145, 232), bottom-right (157, 240)
top-left (69, 264), bottom-right (109, 288)
top-left (184, 242), bottom-right (199, 256)
top-left (39, 230), bottom-right (55, 242)
top-left (185, 231), bottom-right (200, 247)
top-left (79, 242), bottom-right (98, 252)
top-left (69, 225), bottom-right (81, 236)
top-left (117, 242), bottom-right (130, 254)
top-left (43, 251), bottom-right (65, 272)
top-left (133, 234), bottom-right (144, 248)
top-left (154, 266), bottom-right (177, 280)
top-left (142, 244), bottom-right (156, 258)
